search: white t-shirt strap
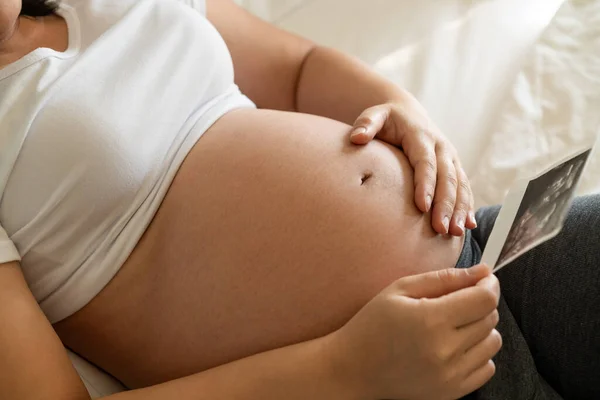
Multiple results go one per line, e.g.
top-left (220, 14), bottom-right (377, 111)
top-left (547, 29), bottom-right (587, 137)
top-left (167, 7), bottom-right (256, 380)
top-left (0, 225), bottom-right (20, 264)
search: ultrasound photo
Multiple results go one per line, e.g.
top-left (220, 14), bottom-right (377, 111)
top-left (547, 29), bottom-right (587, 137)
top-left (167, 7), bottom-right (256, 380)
top-left (494, 149), bottom-right (591, 270)
top-left (480, 146), bottom-right (594, 273)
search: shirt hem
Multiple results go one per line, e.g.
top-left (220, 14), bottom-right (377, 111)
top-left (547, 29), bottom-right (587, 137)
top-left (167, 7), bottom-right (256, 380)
top-left (0, 242), bottom-right (21, 264)
top-left (40, 90), bottom-right (255, 323)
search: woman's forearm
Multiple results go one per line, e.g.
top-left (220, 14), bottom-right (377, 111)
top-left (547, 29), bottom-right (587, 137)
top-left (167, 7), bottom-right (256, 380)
top-left (104, 335), bottom-right (362, 400)
top-left (295, 46), bottom-right (410, 124)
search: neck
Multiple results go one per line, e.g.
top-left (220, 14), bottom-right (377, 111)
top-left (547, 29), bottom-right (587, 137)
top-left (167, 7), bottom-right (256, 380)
top-left (0, 14), bottom-right (66, 68)
top-left (0, 17), bottom-right (41, 68)
top-left (0, 18), bottom-right (20, 54)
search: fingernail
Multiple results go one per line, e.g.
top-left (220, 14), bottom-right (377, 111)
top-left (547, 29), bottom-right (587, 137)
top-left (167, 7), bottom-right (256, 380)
top-left (456, 217), bottom-right (465, 233)
top-left (467, 264), bottom-right (485, 275)
top-left (468, 263), bottom-right (491, 275)
top-left (425, 195), bottom-right (432, 211)
top-left (469, 211), bottom-right (477, 227)
top-left (351, 127), bottom-right (367, 137)
top-left (479, 275), bottom-right (499, 294)
top-left (442, 216), bottom-right (450, 233)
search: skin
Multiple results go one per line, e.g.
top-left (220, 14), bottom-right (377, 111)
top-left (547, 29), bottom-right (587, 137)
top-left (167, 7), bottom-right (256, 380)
top-left (0, 0), bottom-right (18, 42)
top-left (0, 0), bottom-right (67, 65)
top-left (207, 0), bottom-right (477, 235)
top-left (55, 110), bottom-right (467, 387)
top-left (0, 0), bottom-right (475, 235)
top-left (0, 1), bottom-right (500, 399)
top-left (1, 259), bottom-right (499, 400)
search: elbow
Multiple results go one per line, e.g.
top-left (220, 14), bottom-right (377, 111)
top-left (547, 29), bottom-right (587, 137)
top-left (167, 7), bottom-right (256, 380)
top-left (293, 43), bottom-right (320, 112)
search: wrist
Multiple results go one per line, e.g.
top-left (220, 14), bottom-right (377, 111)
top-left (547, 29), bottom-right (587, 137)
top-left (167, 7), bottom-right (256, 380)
top-left (319, 331), bottom-right (373, 400)
top-left (386, 88), bottom-right (419, 108)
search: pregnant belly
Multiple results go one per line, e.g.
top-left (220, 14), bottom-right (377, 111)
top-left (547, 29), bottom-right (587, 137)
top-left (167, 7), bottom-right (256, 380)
top-left (55, 109), bottom-right (464, 388)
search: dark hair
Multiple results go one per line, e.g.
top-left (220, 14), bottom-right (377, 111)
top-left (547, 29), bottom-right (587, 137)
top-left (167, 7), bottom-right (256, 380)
top-left (20, 0), bottom-right (58, 17)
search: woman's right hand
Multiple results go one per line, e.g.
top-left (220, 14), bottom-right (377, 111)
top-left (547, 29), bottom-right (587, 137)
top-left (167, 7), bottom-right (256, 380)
top-left (327, 264), bottom-right (501, 400)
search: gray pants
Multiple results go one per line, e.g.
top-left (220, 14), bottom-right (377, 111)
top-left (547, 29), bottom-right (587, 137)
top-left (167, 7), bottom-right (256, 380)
top-left (456, 195), bottom-right (600, 400)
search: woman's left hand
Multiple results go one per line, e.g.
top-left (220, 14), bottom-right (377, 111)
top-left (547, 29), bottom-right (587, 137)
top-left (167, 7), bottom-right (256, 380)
top-left (350, 100), bottom-right (476, 236)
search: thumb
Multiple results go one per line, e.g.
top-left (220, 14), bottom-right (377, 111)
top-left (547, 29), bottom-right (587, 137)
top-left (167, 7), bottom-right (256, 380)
top-left (395, 264), bottom-right (491, 299)
top-left (350, 105), bottom-right (389, 145)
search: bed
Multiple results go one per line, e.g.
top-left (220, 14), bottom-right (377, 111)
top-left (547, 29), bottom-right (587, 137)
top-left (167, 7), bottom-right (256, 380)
top-left (68, 0), bottom-right (600, 396)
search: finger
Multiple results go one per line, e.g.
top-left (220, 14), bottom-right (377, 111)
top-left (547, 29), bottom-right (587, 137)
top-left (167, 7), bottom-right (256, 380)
top-left (395, 264), bottom-right (492, 299)
top-left (350, 105), bottom-right (390, 145)
top-left (437, 274), bottom-right (500, 327)
top-left (460, 165), bottom-right (477, 230)
top-left (466, 208), bottom-right (478, 230)
top-left (476, 273), bottom-right (501, 300)
top-left (456, 309), bottom-right (500, 352)
top-left (431, 145), bottom-right (458, 235)
top-left (457, 360), bottom-right (496, 397)
top-left (449, 161), bottom-right (471, 236)
top-left (406, 130), bottom-right (437, 212)
top-left (460, 329), bottom-right (502, 376)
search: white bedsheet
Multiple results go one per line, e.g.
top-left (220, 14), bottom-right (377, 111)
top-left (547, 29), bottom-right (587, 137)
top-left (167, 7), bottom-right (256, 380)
top-left (68, 352), bottom-right (124, 398)
top-left (274, 0), bottom-right (600, 206)
top-left (470, 0), bottom-right (600, 206)
top-left (72, 0), bottom-right (600, 396)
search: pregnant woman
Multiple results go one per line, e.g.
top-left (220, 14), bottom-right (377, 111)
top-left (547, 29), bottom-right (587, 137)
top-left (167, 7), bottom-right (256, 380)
top-left (1, 0), bottom-right (598, 399)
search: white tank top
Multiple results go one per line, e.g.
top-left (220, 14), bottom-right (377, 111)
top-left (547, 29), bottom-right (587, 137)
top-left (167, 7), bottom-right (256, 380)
top-left (0, 0), bottom-right (255, 322)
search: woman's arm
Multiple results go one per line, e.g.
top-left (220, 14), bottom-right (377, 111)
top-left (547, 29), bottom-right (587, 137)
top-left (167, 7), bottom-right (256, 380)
top-left (1, 259), bottom-right (498, 400)
top-left (206, 0), bottom-right (476, 236)
top-left (0, 262), bottom-right (90, 400)
top-left (106, 266), bottom-right (499, 400)
top-left (0, 261), bottom-right (357, 400)
top-left (104, 337), bottom-right (358, 400)
top-left (206, 0), bottom-right (392, 118)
